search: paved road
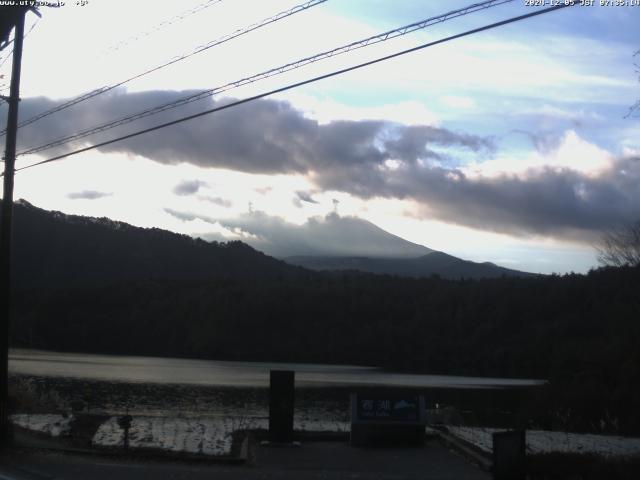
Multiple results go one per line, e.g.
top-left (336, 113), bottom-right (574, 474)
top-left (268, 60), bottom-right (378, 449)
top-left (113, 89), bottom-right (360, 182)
top-left (0, 439), bottom-right (489, 479)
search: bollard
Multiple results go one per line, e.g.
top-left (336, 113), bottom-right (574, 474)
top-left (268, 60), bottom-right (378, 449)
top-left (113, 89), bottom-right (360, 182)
top-left (118, 415), bottom-right (133, 451)
top-left (493, 430), bottom-right (526, 480)
top-left (269, 370), bottom-right (295, 443)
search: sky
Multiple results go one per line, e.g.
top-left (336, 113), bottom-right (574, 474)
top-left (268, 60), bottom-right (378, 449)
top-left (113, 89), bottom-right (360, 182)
top-left (1, 0), bottom-right (639, 274)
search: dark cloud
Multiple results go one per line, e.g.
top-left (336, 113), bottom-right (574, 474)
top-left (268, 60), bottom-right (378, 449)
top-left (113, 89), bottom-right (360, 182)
top-left (15, 90), bottom-right (640, 242)
top-left (294, 191), bottom-right (318, 207)
top-left (15, 90), bottom-right (490, 175)
top-left (198, 195), bottom-right (232, 208)
top-left (383, 125), bottom-right (494, 161)
top-left (67, 190), bottom-right (112, 200)
top-left (313, 155), bottom-right (640, 242)
top-left (509, 129), bottom-right (565, 154)
top-left (173, 179), bottom-right (207, 196)
top-left (14, 90), bottom-right (315, 173)
top-left (163, 208), bottom-right (199, 222)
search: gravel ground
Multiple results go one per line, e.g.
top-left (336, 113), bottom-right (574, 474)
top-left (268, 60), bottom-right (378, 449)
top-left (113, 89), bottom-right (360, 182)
top-left (448, 426), bottom-right (640, 458)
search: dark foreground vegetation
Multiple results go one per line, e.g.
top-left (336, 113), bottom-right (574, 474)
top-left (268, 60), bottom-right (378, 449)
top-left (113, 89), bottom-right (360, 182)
top-left (7, 200), bottom-right (640, 435)
top-left (527, 453), bottom-right (640, 480)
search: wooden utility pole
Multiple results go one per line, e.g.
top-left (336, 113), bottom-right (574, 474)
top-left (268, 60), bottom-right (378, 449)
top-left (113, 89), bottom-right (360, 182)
top-left (0, 7), bottom-right (26, 447)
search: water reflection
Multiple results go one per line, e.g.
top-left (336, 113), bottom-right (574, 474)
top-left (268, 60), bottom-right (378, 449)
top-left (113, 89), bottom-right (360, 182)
top-left (9, 349), bottom-right (544, 389)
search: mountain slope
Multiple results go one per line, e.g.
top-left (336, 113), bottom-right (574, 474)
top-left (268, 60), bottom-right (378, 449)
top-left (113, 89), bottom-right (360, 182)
top-left (284, 252), bottom-right (536, 279)
top-left (10, 200), bottom-right (304, 291)
top-left (9, 199), bottom-right (532, 289)
top-left (222, 212), bottom-right (433, 259)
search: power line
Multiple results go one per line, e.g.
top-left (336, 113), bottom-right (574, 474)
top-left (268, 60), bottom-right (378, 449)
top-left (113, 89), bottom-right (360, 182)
top-left (0, 51), bottom-right (11, 70)
top-left (0, 16), bottom-right (40, 104)
top-left (16, 0), bottom-right (512, 155)
top-left (12, 3), bottom-right (578, 176)
top-left (16, 0), bottom-right (514, 157)
top-left (103, 0), bottom-right (224, 54)
top-left (1, 0), bottom-right (327, 138)
top-left (4, 0), bottom-right (325, 136)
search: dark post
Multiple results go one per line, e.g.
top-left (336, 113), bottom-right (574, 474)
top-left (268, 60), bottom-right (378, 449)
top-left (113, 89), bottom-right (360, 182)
top-left (492, 430), bottom-right (526, 480)
top-left (269, 370), bottom-right (295, 443)
top-left (0, 9), bottom-right (26, 447)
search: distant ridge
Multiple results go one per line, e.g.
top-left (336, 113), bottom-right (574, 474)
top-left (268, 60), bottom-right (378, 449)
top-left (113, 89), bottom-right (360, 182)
top-left (233, 212), bottom-right (433, 259)
top-left (10, 199), bottom-right (534, 287)
top-left (284, 252), bottom-right (537, 279)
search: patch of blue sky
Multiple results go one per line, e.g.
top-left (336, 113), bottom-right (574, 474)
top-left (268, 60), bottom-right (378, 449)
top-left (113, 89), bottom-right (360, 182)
top-left (424, 145), bottom-right (482, 169)
top-left (317, 88), bottom-right (416, 109)
top-left (462, 242), bottom-right (598, 275)
top-left (325, 1), bottom-right (628, 46)
top-left (326, 0), bottom-right (532, 29)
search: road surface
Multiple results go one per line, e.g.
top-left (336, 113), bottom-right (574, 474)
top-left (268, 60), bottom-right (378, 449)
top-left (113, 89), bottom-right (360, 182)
top-left (0, 439), bottom-right (489, 479)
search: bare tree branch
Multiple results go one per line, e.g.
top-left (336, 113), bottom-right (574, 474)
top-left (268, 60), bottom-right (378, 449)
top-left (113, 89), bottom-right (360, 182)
top-left (597, 220), bottom-right (640, 267)
top-left (625, 49), bottom-right (640, 119)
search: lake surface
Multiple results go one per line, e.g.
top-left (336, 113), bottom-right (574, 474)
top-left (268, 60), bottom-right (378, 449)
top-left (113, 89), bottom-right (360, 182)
top-left (9, 349), bottom-right (544, 389)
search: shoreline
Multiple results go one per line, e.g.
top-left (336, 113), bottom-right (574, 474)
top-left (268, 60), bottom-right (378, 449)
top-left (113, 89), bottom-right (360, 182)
top-left (8, 347), bottom-right (546, 389)
top-left (9, 372), bottom-right (538, 435)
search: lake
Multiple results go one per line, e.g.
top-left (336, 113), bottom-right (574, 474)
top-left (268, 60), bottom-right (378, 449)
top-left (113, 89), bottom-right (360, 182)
top-left (9, 348), bottom-right (544, 389)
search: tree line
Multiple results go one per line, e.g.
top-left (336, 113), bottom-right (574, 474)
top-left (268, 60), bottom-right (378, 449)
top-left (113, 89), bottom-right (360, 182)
top-left (10, 264), bottom-right (640, 434)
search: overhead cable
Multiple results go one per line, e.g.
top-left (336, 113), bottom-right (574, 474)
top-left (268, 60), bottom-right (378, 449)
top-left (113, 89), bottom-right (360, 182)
top-left (16, 0), bottom-right (513, 157)
top-left (104, 0), bottom-right (225, 54)
top-left (12, 3), bottom-right (578, 175)
top-left (1, 0), bottom-right (327, 138)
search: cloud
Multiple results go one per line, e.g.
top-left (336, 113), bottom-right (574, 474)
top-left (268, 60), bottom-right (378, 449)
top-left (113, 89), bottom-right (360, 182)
top-left (279, 93), bottom-right (440, 126)
top-left (294, 191), bottom-right (318, 207)
top-left (322, 154), bottom-right (640, 242)
top-left (198, 195), bottom-right (232, 208)
top-left (508, 130), bottom-right (565, 155)
top-left (517, 105), bottom-right (604, 125)
top-left (66, 190), bottom-right (112, 200)
top-left (506, 106), bottom-right (606, 152)
top-left (164, 209), bottom-right (431, 259)
top-left (16, 91), bottom-right (640, 243)
top-left (163, 208), bottom-right (240, 242)
top-left (467, 131), bottom-right (612, 177)
top-left (15, 90), bottom-right (491, 175)
top-left (173, 179), bottom-right (207, 196)
top-left (163, 208), bottom-right (198, 222)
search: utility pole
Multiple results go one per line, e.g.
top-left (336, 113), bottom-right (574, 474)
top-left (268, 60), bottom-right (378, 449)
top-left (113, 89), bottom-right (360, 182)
top-left (0, 7), bottom-right (26, 447)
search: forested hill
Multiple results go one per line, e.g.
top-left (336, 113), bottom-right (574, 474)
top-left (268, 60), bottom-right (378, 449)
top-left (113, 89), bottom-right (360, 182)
top-left (7, 200), bottom-right (640, 433)
top-left (10, 199), bottom-right (306, 290)
top-left (9, 200), bottom-right (533, 289)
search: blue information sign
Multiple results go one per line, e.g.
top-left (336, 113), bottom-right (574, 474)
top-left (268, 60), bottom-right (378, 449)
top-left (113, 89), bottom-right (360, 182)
top-left (356, 395), bottom-right (420, 421)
